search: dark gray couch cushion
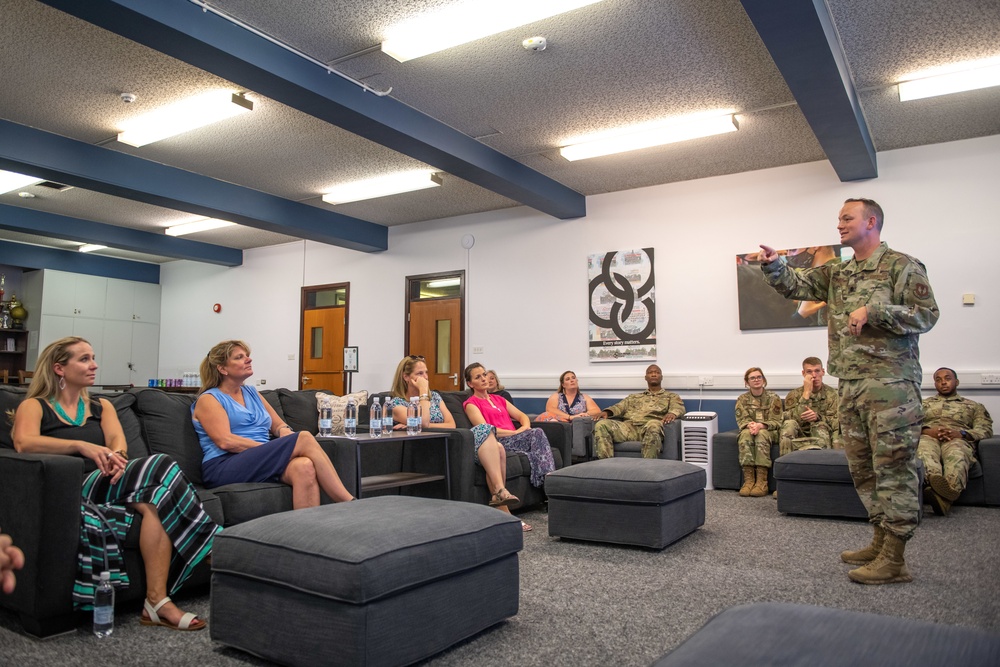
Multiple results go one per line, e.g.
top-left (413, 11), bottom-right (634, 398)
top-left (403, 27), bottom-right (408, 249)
top-left (131, 388), bottom-right (203, 485)
top-left (774, 448), bottom-right (855, 483)
top-left (652, 602), bottom-right (1000, 666)
top-left (206, 482), bottom-right (292, 527)
top-left (213, 496), bottom-right (522, 604)
top-left (439, 391), bottom-right (473, 428)
top-left (94, 391), bottom-right (150, 459)
top-left (546, 458), bottom-right (706, 504)
top-left (0, 386), bottom-right (28, 449)
top-left (276, 388), bottom-right (322, 434)
top-left (258, 389), bottom-right (284, 422)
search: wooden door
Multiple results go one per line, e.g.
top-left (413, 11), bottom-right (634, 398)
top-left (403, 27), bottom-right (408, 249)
top-left (408, 297), bottom-right (462, 393)
top-left (301, 307), bottom-right (346, 393)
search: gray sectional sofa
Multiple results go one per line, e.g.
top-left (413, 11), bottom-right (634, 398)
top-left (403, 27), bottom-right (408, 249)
top-left (3, 385), bottom-right (554, 637)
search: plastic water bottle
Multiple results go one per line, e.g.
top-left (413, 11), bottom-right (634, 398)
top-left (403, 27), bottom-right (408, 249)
top-left (319, 406), bottom-right (333, 437)
top-left (369, 397), bottom-right (382, 438)
top-left (344, 397), bottom-right (358, 437)
top-left (93, 571), bottom-right (114, 638)
top-left (407, 397), bottom-right (421, 435)
top-left (382, 401), bottom-right (395, 436)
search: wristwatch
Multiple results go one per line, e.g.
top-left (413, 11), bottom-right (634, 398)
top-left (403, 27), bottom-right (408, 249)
top-left (960, 430), bottom-right (969, 440)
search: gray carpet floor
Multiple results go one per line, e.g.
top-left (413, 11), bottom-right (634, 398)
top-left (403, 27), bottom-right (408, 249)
top-left (2, 490), bottom-right (999, 666)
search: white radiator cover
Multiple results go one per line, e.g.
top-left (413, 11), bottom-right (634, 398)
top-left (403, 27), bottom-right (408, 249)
top-left (681, 411), bottom-right (718, 490)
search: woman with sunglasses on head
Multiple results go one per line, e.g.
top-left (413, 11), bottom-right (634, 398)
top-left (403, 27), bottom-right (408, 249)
top-left (387, 356), bottom-right (521, 514)
top-left (12, 337), bottom-right (219, 631)
top-left (735, 367), bottom-right (783, 498)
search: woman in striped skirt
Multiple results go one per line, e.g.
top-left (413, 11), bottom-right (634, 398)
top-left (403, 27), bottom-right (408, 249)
top-left (12, 337), bottom-right (220, 632)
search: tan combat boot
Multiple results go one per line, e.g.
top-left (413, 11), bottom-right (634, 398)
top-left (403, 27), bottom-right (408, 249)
top-left (749, 466), bottom-right (769, 497)
top-left (848, 532), bottom-right (912, 585)
top-left (925, 486), bottom-right (952, 516)
top-left (928, 473), bottom-right (961, 502)
top-left (739, 466), bottom-right (755, 496)
top-left (841, 524), bottom-right (885, 564)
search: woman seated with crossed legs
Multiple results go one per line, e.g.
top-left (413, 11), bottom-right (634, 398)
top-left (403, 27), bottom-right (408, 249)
top-left (13, 336), bottom-right (219, 631)
top-left (387, 355), bottom-right (520, 512)
top-left (192, 340), bottom-right (354, 509)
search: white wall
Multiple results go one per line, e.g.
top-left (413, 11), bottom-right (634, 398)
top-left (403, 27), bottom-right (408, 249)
top-left (159, 135), bottom-right (1000, 414)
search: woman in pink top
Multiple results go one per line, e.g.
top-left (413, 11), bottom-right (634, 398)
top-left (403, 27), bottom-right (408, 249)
top-left (463, 363), bottom-right (556, 491)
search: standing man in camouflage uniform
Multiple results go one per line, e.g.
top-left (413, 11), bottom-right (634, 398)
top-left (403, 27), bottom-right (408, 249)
top-left (919, 367), bottom-right (993, 516)
top-left (760, 197), bottom-right (939, 585)
top-left (780, 357), bottom-right (839, 455)
top-left (594, 364), bottom-right (686, 459)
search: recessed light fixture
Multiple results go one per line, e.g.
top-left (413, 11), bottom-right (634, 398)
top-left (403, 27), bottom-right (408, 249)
top-left (117, 91), bottom-right (253, 147)
top-left (898, 58), bottom-right (1000, 101)
top-left (381, 0), bottom-right (604, 62)
top-left (17, 192), bottom-right (36, 199)
top-left (322, 171), bottom-right (443, 205)
top-left (0, 169), bottom-right (43, 195)
top-left (559, 111), bottom-right (739, 161)
top-left (78, 244), bottom-right (108, 253)
top-left (165, 217), bottom-right (237, 237)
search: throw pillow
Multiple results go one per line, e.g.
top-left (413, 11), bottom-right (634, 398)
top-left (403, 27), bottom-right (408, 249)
top-left (315, 390), bottom-right (369, 436)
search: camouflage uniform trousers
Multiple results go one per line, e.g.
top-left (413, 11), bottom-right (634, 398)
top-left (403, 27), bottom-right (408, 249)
top-left (917, 435), bottom-right (975, 495)
top-left (839, 378), bottom-right (923, 541)
top-left (737, 428), bottom-right (775, 467)
top-left (594, 419), bottom-right (664, 459)
top-left (779, 420), bottom-right (834, 456)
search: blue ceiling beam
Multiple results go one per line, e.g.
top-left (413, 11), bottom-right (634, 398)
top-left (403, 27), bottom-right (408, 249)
top-left (0, 240), bottom-right (159, 284)
top-left (0, 120), bottom-right (387, 253)
top-left (37, 0), bottom-right (586, 220)
top-left (740, 0), bottom-right (877, 181)
top-left (0, 205), bottom-right (242, 267)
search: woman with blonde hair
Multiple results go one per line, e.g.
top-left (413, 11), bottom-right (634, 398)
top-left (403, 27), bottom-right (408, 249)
top-left (192, 340), bottom-right (354, 508)
top-left (735, 367), bottom-right (783, 497)
top-left (13, 337), bottom-right (219, 631)
top-left (387, 356), bottom-right (519, 510)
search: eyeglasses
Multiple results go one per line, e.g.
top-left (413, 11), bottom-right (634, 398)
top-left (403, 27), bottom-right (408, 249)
top-left (747, 375), bottom-right (764, 381)
top-left (407, 355), bottom-right (425, 361)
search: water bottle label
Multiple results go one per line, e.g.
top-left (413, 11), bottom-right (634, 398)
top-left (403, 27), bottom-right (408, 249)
top-left (407, 417), bottom-right (419, 428)
top-left (94, 607), bottom-right (113, 624)
top-left (370, 419), bottom-right (381, 431)
top-left (320, 418), bottom-right (332, 430)
top-left (345, 418), bottom-right (357, 429)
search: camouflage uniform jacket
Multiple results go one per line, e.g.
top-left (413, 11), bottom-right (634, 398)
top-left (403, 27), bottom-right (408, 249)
top-left (783, 383), bottom-right (839, 431)
top-left (735, 390), bottom-right (783, 431)
top-left (605, 390), bottom-right (686, 426)
top-left (762, 242), bottom-right (939, 383)
top-left (922, 393), bottom-right (994, 446)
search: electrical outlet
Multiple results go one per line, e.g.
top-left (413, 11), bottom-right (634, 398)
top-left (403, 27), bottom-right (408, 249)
top-left (699, 375), bottom-right (714, 386)
top-left (259, 379), bottom-right (266, 385)
top-left (982, 373), bottom-right (1000, 385)
top-left (473, 346), bottom-right (484, 354)
top-left (287, 354), bottom-right (295, 361)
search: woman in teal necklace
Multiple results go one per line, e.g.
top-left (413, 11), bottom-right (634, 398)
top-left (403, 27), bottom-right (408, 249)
top-left (13, 336), bottom-right (220, 632)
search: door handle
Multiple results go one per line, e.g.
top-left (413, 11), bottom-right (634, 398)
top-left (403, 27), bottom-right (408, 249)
top-left (448, 373), bottom-right (459, 386)
top-left (302, 375), bottom-right (311, 385)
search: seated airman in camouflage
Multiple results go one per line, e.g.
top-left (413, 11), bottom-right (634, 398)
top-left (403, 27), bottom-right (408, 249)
top-left (593, 365), bottom-right (686, 459)
top-left (918, 368), bottom-right (993, 516)
top-left (780, 357), bottom-right (839, 456)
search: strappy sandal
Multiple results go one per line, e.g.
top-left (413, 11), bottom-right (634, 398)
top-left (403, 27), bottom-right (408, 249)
top-left (489, 488), bottom-right (519, 508)
top-left (140, 596), bottom-right (206, 632)
top-left (521, 520), bottom-right (533, 532)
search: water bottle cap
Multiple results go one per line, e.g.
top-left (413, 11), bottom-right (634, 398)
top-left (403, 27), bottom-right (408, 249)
top-left (347, 397), bottom-right (355, 404)
top-left (100, 571), bottom-right (110, 581)
top-left (372, 396), bottom-right (379, 403)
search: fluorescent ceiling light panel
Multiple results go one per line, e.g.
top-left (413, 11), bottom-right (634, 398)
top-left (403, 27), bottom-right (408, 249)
top-left (382, 0), bottom-right (604, 62)
top-left (898, 60), bottom-right (1000, 101)
top-left (78, 244), bottom-right (107, 253)
top-left (165, 218), bottom-right (236, 237)
top-left (322, 171), bottom-right (443, 205)
top-left (117, 91), bottom-right (253, 147)
top-left (560, 113), bottom-right (739, 161)
top-left (0, 170), bottom-right (43, 195)
top-left (427, 278), bottom-right (461, 288)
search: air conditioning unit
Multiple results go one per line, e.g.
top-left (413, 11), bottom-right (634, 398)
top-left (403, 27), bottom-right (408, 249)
top-left (681, 411), bottom-right (718, 490)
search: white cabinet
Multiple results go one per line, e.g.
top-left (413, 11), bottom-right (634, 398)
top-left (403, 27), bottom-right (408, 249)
top-left (105, 280), bottom-right (160, 323)
top-left (25, 270), bottom-right (160, 386)
top-left (36, 271), bottom-right (108, 319)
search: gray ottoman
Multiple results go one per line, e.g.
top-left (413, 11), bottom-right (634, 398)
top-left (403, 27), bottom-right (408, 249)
top-left (546, 458), bottom-right (705, 549)
top-left (774, 449), bottom-right (924, 519)
top-left (652, 602), bottom-right (1000, 666)
top-left (210, 496), bottom-right (522, 667)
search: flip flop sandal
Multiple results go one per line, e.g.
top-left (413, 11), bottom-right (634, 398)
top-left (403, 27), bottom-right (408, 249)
top-left (521, 520), bottom-right (533, 532)
top-left (490, 489), bottom-right (520, 508)
top-left (140, 596), bottom-right (205, 631)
